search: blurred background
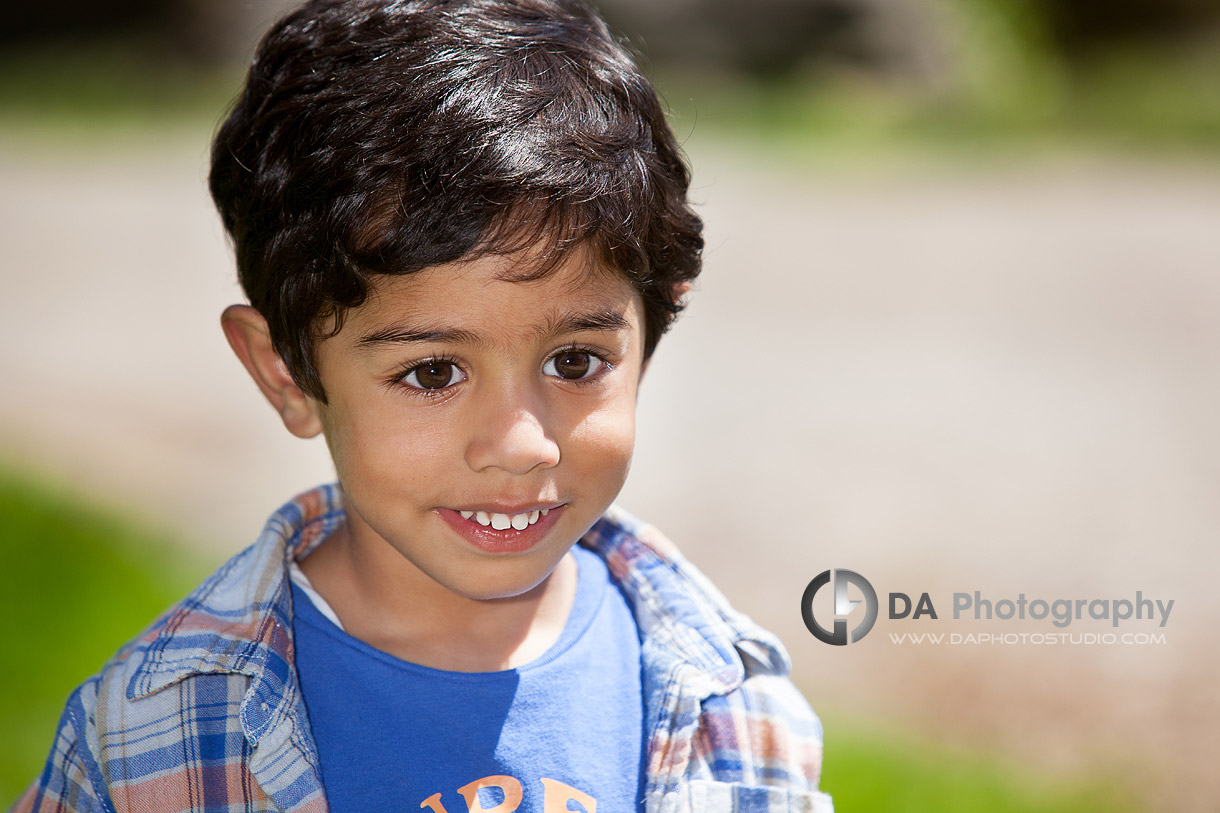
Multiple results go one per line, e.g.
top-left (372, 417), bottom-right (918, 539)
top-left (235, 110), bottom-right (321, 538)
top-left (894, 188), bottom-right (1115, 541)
top-left (3, 0), bottom-right (1219, 810)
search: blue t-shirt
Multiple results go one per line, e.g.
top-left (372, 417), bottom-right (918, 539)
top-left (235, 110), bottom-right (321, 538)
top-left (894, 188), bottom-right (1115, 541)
top-left (291, 544), bottom-right (645, 812)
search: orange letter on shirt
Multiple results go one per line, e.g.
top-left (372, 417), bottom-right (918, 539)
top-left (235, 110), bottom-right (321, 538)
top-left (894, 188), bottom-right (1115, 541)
top-left (456, 775), bottom-right (524, 813)
top-left (540, 778), bottom-right (596, 812)
top-left (420, 793), bottom-right (451, 812)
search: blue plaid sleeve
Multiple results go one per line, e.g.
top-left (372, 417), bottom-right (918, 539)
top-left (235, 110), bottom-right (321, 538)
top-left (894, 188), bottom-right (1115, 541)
top-left (12, 681), bottom-right (113, 813)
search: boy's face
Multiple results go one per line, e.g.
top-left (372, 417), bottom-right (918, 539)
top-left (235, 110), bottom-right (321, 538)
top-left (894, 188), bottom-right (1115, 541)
top-left (304, 248), bottom-right (645, 603)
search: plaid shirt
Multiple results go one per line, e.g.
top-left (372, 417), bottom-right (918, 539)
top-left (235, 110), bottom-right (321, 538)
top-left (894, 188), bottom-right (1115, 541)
top-left (14, 485), bottom-right (833, 813)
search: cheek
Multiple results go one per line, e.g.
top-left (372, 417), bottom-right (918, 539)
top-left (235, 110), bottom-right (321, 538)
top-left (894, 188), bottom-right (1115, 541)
top-left (564, 397), bottom-right (637, 472)
top-left (322, 401), bottom-right (455, 489)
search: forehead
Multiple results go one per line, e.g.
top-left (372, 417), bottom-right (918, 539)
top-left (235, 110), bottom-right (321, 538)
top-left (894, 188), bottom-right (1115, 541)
top-left (333, 248), bottom-right (644, 344)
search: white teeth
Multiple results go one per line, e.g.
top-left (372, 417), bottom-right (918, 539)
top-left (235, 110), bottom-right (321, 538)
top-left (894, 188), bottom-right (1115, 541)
top-left (462, 508), bottom-right (549, 530)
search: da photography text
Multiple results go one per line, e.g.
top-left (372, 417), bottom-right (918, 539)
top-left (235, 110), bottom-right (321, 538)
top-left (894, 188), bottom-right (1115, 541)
top-left (801, 569), bottom-right (1174, 646)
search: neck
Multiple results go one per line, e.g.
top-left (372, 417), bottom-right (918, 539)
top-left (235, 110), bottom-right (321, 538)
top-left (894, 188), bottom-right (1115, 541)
top-left (298, 520), bottom-right (578, 672)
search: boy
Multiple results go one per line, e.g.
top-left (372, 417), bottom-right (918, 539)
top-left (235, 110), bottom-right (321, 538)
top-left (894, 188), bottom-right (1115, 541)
top-left (16, 1), bottom-right (832, 810)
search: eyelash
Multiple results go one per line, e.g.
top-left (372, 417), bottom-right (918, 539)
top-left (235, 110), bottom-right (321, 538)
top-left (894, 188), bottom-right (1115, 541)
top-left (386, 345), bottom-right (613, 398)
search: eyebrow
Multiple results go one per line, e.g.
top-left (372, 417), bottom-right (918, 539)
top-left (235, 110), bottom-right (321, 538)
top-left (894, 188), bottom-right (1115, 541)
top-left (356, 308), bottom-right (631, 348)
top-left (357, 326), bottom-right (482, 347)
top-left (550, 309), bottom-right (632, 334)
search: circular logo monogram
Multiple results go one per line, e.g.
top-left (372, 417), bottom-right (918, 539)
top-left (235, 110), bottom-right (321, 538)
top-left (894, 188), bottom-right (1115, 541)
top-left (801, 569), bottom-right (879, 645)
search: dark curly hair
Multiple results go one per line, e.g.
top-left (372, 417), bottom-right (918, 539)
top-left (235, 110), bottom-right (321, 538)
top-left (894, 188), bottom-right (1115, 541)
top-left (209, 0), bottom-right (703, 401)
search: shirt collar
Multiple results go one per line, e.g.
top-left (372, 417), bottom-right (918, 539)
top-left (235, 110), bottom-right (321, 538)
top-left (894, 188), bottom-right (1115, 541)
top-left (583, 505), bottom-right (792, 696)
top-left (128, 485), bottom-right (346, 741)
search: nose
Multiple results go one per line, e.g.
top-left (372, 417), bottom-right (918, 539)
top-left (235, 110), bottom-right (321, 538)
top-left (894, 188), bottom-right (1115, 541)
top-left (464, 385), bottom-right (561, 475)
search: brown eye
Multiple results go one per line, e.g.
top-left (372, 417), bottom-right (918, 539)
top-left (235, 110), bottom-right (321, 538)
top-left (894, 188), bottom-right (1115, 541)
top-left (403, 361), bottom-right (464, 390)
top-left (544, 351), bottom-right (604, 381)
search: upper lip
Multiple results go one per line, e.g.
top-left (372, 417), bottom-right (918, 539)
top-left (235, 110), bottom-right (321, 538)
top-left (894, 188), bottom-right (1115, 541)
top-left (445, 502), bottom-right (564, 515)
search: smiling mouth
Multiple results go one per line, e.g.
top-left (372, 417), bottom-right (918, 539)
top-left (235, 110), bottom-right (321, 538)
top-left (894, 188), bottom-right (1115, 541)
top-left (441, 504), bottom-right (565, 554)
top-left (458, 508), bottom-right (551, 531)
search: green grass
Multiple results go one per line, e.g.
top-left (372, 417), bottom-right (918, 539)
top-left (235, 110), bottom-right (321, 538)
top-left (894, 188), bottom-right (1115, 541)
top-left (655, 52), bottom-right (1220, 161)
top-left (0, 42), bottom-right (241, 148)
top-left (0, 470), bottom-right (210, 805)
top-left (819, 716), bottom-right (1141, 813)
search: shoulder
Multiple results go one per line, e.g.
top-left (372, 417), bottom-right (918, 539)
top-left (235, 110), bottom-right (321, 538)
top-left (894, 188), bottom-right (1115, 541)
top-left (584, 507), bottom-right (832, 805)
top-left (50, 539), bottom-right (278, 802)
top-left (19, 486), bottom-right (345, 812)
top-left (583, 505), bottom-right (794, 679)
top-left (16, 546), bottom-right (268, 812)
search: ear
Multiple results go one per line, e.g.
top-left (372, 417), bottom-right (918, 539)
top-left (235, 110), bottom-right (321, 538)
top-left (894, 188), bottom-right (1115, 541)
top-left (221, 305), bottom-right (323, 439)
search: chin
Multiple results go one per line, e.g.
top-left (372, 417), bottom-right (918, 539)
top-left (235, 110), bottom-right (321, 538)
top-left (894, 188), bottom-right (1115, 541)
top-left (441, 560), bottom-right (561, 603)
